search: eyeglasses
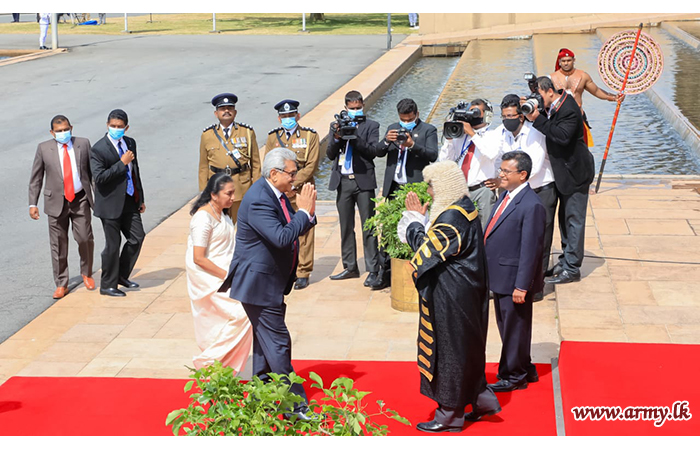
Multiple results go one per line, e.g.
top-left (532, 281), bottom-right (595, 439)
top-left (498, 167), bottom-right (523, 175)
top-left (277, 168), bottom-right (298, 178)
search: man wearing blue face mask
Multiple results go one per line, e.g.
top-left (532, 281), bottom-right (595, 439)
top-left (374, 98), bottom-right (438, 290)
top-left (264, 100), bottom-right (320, 290)
top-left (91, 109), bottom-right (146, 297)
top-left (29, 115), bottom-right (96, 299)
top-left (326, 90), bottom-right (382, 288)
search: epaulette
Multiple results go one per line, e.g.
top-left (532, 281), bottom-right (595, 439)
top-left (202, 124), bottom-right (217, 133)
top-left (237, 122), bottom-right (253, 130)
top-left (300, 126), bottom-right (317, 134)
top-left (268, 127), bottom-right (283, 135)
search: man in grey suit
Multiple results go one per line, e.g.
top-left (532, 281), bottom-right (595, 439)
top-left (29, 115), bottom-right (95, 299)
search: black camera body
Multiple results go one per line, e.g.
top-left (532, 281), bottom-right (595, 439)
top-left (522, 72), bottom-right (546, 116)
top-left (332, 110), bottom-right (366, 140)
top-left (443, 101), bottom-right (483, 139)
top-left (395, 128), bottom-right (411, 142)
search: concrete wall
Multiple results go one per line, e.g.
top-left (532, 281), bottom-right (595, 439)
top-left (420, 13), bottom-right (592, 35)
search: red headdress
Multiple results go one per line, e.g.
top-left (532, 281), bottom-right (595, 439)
top-left (555, 48), bottom-right (575, 71)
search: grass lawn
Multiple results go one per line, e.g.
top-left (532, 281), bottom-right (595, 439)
top-left (0, 13), bottom-right (416, 36)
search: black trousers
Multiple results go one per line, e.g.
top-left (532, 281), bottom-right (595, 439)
top-left (241, 302), bottom-right (308, 403)
top-left (336, 176), bottom-right (379, 273)
top-left (535, 184), bottom-right (558, 274)
top-left (99, 196), bottom-right (145, 289)
top-left (493, 292), bottom-right (537, 384)
top-left (556, 187), bottom-right (589, 276)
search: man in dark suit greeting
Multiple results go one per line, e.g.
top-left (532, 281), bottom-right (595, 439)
top-left (483, 151), bottom-right (546, 395)
top-left (220, 148), bottom-right (317, 419)
top-left (374, 98), bottom-right (438, 290)
top-left (90, 109), bottom-right (146, 297)
top-left (326, 90), bottom-right (381, 288)
top-left (525, 76), bottom-right (595, 284)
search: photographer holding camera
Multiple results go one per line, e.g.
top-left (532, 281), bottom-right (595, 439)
top-left (374, 98), bottom-right (438, 290)
top-left (495, 94), bottom-right (556, 299)
top-left (326, 90), bottom-right (382, 288)
top-left (438, 98), bottom-right (499, 229)
top-left (523, 77), bottom-right (595, 285)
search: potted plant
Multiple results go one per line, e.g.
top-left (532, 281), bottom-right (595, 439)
top-left (363, 182), bottom-right (431, 312)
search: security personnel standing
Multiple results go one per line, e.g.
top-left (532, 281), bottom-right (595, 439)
top-left (263, 99), bottom-right (320, 290)
top-left (199, 93), bottom-right (262, 223)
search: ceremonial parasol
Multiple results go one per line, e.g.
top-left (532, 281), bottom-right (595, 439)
top-left (594, 24), bottom-right (664, 193)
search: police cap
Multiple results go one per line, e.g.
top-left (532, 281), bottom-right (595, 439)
top-left (212, 93), bottom-right (238, 109)
top-left (274, 99), bottom-right (299, 114)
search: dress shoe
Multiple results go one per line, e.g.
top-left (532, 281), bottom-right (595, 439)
top-left (545, 270), bottom-right (580, 285)
top-left (464, 406), bottom-right (502, 422)
top-left (416, 420), bottom-right (462, 433)
top-left (533, 291), bottom-right (544, 302)
top-left (53, 286), bottom-right (69, 299)
top-left (284, 405), bottom-right (323, 422)
top-left (370, 274), bottom-right (390, 291)
top-left (329, 268), bottom-right (360, 281)
top-left (294, 277), bottom-right (309, 290)
top-left (488, 379), bottom-right (528, 392)
top-left (100, 287), bottom-right (126, 297)
top-left (118, 278), bottom-right (139, 289)
top-left (544, 264), bottom-right (563, 278)
top-left (527, 372), bottom-right (540, 383)
top-left (82, 275), bottom-right (96, 291)
top-left (364, 272), bottom-right (378, 287)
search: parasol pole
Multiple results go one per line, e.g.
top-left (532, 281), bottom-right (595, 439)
top-left (595, 22), bottom-right (644, 194)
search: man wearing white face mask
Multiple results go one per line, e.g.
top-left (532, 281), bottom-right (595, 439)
top-left (91, 109), bottom-right (146, 297)
top-left (263, 99), bottom-right (320, 290)
top-left (29, 115), bottom-right (95, 299)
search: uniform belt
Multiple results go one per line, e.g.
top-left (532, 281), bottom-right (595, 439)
top-left (468, 181), bottom-right (488, 192)
top-left (533, 182), bottom-right (555, 194)
top-left (210, 164), bottom-right (250, 176)
top-left (341, 174), bottom-right (355, 179)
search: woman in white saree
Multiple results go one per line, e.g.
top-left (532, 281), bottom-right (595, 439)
top-left (186, 173), bottom-right (252, 373)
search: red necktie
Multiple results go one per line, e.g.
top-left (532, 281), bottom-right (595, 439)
top-left (461, 142), bottom-right (475, 184)
top-left (280, 196), bottom-right (298, 268)
top-left (62, 144), bottom-right (75, 203)
top-left (484, 193), bottom-right (509, 242)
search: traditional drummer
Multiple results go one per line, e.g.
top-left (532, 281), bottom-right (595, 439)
top-left (263, 99), bottom-right (320, 290)
top-left (199, 93), bottom-right (262, 222)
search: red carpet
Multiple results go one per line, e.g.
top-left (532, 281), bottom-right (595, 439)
top-left (558, 341), bottom-right (700, 435)
top-left (0, 360), bottom-right (555, 436)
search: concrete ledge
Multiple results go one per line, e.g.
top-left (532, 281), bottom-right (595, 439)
top-left (660, 22), bottom-right (700, 50)
top-left (406, 13), bottom-right (700, 47)
top-left (0, 48), bottom-right (67, 67)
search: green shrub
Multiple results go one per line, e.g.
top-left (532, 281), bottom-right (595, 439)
top-left (166, 362), bottom-right (410, 436)
top-left (363, 182), bottom-right (431, 260)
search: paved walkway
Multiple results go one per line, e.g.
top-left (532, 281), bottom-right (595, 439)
top-left (2, 177), bottom-right (698, 386)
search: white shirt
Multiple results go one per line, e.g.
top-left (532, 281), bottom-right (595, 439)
top-left (438, 125), bottom-right (498, 186)
top-left (393, 146), bottom-right (409, 184)
top-left (265, 179), bottom-right (313, 222)
top-left (495, 122), bottom-right (554, 189)
top-left (56, 139), bottom-right (83, 195)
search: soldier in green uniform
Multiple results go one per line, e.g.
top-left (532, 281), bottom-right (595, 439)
top-left (199, 93), bottom-right (262, 223)
top-left (263, 99), bottom-right (320, 290)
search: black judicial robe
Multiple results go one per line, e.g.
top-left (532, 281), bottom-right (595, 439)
top-left (406, 196), bottom-right (490, 409)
